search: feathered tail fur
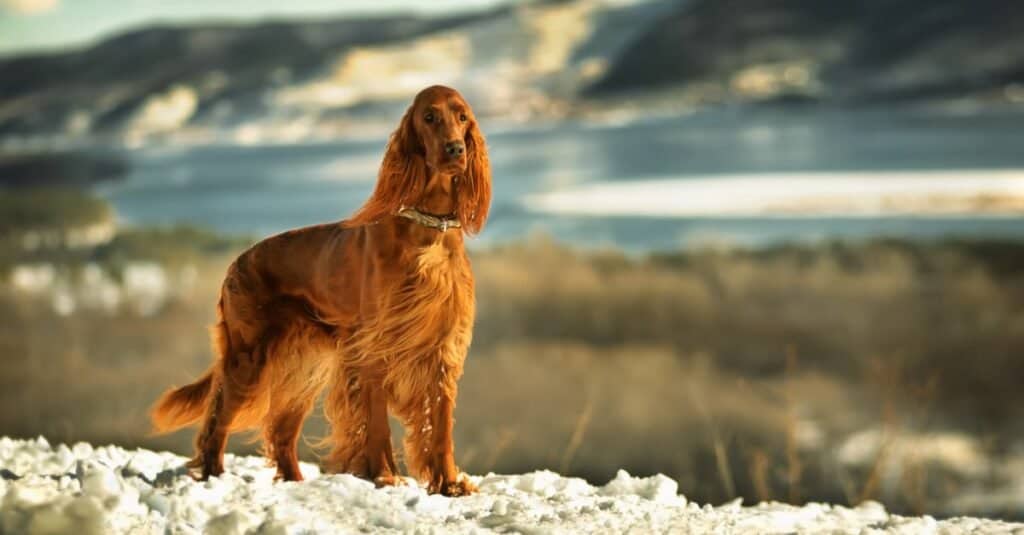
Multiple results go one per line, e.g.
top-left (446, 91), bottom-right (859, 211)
top-left (150, 369), bottom-right (215, 433)
top-left (150, 313), bottom-right (229, 433)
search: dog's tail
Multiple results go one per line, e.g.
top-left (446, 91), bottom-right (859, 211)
top-left (150, 304), bottom-right (230, 434)
top-left (150, 368), bottom-right (215, 433)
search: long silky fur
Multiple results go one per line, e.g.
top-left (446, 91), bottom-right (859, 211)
top-left (149, 86), bottom-right (490, 491)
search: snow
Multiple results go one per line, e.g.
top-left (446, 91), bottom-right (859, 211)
top-left (525, 170), bottom-right (1024, 218)
top-left (1, 437), bottom-right (1021, 534)
top-left (127, 85), bottom-right (199, 139)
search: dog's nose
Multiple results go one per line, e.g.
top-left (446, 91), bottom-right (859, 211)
top-left (445, 141), bottom-right (465, 158)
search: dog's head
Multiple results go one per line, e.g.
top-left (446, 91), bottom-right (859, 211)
top-left (367, 85), bottom-right (491, 235)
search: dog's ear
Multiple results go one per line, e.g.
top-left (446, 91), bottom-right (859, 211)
top-left (458, 118), bottom-right (491, 235)
top-left (388, 105), bottom-right (423, 161)
top-left (348, 106), bottom-right (427, 226)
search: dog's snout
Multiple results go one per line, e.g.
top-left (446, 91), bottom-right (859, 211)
top-left (444, 141), bottom-right (465, 158)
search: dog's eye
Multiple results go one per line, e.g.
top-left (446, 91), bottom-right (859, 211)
top-left (424, 112), bottom-right (434, 123)
top-left (459, 113), bottom-right (467, 122)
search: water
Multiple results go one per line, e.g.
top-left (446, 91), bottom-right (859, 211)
top-left (99, 108), bottom-right (1024, 252)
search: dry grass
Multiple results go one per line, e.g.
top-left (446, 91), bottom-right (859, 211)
top-left (475, 236), bottom-right (1024, 423)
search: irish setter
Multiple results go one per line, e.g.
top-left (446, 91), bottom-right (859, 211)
top-left (151, 85), bottom-right (490, 496)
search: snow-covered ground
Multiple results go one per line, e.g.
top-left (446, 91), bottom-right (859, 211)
top-left (1, 437), bottom-right (1020, 534)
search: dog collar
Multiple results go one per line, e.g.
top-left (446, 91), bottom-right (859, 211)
top-left (396, 206), bottom-right (461, 232)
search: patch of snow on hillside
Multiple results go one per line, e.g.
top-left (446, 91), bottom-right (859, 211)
top-left (127, 86), bottom-right (199, 140)
top-left (526, 170), bottom-right (1024, 218)
top-left (1, 437), bottom-right (1020, 534)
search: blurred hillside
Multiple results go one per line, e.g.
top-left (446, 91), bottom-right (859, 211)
top-left (2, 0), bottom-right (1023, 149)
top-left (588, 0), bottom-right (1024, 107)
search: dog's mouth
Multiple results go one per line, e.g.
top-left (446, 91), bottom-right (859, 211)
top-left (429, 156), bottom-right (467, 173)
top-left (446, 158), bottom-right (467, 172)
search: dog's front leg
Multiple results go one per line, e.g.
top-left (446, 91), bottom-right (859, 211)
top-left (426, 391), bottom-right (477, 496)
top-left (365, 378), bottom-right (402, 486)
top-left (323, 369), bottom-right (400, 485)
top-left (396, 363), bottom-right (476, 497)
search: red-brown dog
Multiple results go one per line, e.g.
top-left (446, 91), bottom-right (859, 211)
top-left (151, 85), bottom-right (490, 496)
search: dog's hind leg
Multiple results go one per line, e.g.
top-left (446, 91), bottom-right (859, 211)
top-left (264, 398), bottom-right (314, 481)
top-left (261, 321), bottom-right (333, 482)
top-left (190, 336), bottom-right (268, 480)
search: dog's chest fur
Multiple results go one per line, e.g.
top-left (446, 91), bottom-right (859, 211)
top-left (346, 241), bottom-right (474, 368)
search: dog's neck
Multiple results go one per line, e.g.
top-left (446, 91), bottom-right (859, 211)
top-left (415, 170), bottom-right (459, 217)
top-left (393, 170), bottom-right (463, 235)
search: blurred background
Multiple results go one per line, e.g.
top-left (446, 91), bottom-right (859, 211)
top-left (2, 0), bottom-right (1024, 520)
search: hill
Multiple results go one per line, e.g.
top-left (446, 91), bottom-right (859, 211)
top-left (587, 0), bottom-right (1024, 107)
top-left (3, 0), bottom-right (1022, 147)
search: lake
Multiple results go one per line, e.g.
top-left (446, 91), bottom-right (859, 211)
top-left (98, 107), bottom-right (1024, 252)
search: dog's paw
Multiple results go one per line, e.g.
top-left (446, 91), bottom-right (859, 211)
top-left (274, 468), bottom-right (304, 482)
top-left (185, 454), bottom-right (224, 482)
top-left (374, 474), bottom-right (413, 488)
top-left (431, 473), bottom-right (477, 497)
